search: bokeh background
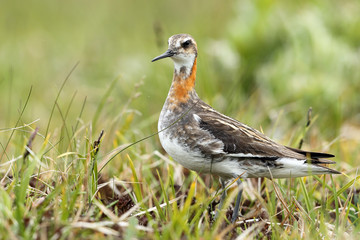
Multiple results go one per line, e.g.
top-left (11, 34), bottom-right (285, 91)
top-left (1, 0), bottom-right (360, 238)
top-left (1, 0), bottom-right (359, 143)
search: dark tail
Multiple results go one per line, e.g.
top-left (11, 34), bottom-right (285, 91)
top-left (286, 146), bottom-right (342, 175)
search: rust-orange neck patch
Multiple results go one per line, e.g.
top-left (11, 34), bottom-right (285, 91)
top-left (169, 58), bottom-right (197, 104)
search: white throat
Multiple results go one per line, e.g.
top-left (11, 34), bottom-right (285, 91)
top-left (172, 54), bottom-right (195, 77)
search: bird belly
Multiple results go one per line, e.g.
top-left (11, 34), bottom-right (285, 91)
top-left (158, 132), bottom-right (329, 179)
top-left (159, 130), bottom-right (208, 171)
top-left (158, 130), bottom-right (240, 178)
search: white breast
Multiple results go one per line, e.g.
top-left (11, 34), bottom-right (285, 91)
top-left (158, 130), bottom-right (203, 171)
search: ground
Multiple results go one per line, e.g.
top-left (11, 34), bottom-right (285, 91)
top-left (0, 0), bottom-right (360, 239)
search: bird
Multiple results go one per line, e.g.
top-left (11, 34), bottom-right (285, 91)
top-left (151, 33), bottom-right (341, 223)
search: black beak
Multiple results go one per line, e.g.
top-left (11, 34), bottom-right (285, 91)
top-left (151, 49), bottom-right (175, 62)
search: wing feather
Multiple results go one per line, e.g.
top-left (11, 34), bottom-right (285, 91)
top-left (196, 110), bottom-right (335, 164)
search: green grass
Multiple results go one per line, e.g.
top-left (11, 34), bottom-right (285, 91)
top-left (1, 0), bottom-right (360, 239)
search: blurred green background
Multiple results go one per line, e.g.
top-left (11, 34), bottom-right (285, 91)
top-left (1, 0), bottom-right (360, 238)
top-left (1, 0), bottom-right (359, 155)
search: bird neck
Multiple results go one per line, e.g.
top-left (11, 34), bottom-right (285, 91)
top-left (168, 58), bottom-right (197, 105)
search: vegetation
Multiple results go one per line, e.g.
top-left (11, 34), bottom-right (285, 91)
top-left (0, 0), bottom-right (359, 239)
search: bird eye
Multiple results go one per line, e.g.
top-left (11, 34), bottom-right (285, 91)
top-left (181, 40), bottom-right (191, 48)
